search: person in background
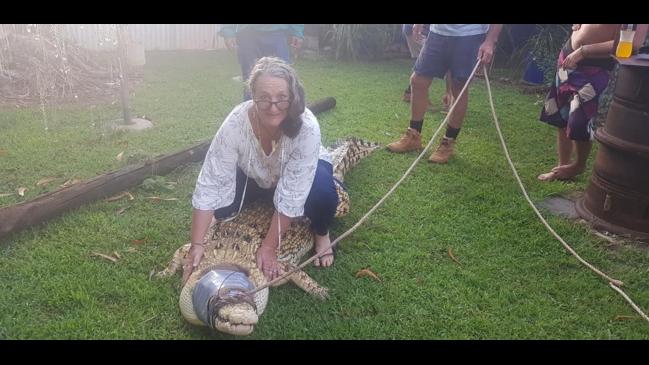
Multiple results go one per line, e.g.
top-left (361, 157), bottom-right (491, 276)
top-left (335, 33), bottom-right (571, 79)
top-left (219, 24), bottom-right (304, 100)
top-left (401, 24), bottom-right (454, 113)
top-left (388, 24), bottom-right (502, 164)
top-left (537, 24), bottom-right (648, 181)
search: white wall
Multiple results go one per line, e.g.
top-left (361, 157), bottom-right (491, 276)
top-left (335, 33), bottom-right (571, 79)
top-left (64, 24), bottom-right (225, 51)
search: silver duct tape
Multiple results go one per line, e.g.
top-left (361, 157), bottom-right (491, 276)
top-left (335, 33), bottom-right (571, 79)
top-left (192, 269), bottom-right (256, 326)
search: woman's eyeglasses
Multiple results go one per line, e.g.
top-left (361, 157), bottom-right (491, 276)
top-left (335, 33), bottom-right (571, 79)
top-left (254, 99), bottom-right (291, 111)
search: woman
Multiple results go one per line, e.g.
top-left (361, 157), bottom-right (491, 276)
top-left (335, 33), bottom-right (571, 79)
top-left (183, 57), bottom-right (338, 284)
top-left (537, 24), bottom-right (648, 182)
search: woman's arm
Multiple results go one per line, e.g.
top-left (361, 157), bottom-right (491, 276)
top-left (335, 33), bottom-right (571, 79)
top-left (261, 210), bottom-right (293, 250)
top-left (182, 208), bottom-right (214, 285)
top-left (256, 210), bottom-right (293, 280)
top-left (191, 208), bottom-right (214, 245)
top-left (580, 40), bottom-right (615, 59)
top-left (183, 107), bottom-right (243, 284)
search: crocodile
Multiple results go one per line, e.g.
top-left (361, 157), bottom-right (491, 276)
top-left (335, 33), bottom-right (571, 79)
top-left (157, 138), bottom-right (379, 336)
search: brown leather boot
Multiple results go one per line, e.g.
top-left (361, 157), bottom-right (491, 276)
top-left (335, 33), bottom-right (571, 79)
top-left (428, 137), bottom-right (455, 163)
top-left (387, 128), bottom-right (422, 153)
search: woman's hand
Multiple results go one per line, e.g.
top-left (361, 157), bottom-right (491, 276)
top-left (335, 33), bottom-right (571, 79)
top-left (182, 243), bottom-right (205, 286)
top-left (256, 243), bottom-right (282, 281)
top-left (561, 46), bottom-right (585, 69)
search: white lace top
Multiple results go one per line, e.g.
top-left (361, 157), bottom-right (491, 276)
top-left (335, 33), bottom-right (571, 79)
top-left (192, 100), bottom-right (331, 218)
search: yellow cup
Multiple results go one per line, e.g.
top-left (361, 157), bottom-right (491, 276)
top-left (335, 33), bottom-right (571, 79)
top-left (616, 30), bottom-right (635, 58)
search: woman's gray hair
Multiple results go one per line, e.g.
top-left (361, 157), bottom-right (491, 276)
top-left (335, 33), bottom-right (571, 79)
top-left (247, 56), bottom-right (306, 138)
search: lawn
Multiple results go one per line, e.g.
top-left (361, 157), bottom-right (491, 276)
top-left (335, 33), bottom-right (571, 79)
top-left (1, 50), bottom-right (648, 339)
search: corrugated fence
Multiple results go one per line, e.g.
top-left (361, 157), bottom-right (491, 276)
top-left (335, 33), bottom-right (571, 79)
top-left (64, 24), bottom-right (225, 51)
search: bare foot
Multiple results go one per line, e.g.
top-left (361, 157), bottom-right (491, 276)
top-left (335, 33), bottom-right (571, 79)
top-left (552, 164), bottom-right (585, 179)
top-left (313, 233), bottom-right (335, 268)
top-left (538, 167), bottom-right (561, 181)
top-left (537, 164), bottom-right (584, 182)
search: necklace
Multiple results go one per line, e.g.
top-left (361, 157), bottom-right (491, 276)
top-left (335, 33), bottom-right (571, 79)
top-left (253, 108), bottom-right (280, 155)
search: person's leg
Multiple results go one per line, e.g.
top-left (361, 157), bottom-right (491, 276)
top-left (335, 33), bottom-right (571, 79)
top-left (537, 48), bottom-right (572, 180)
top-left (445, 33), bottom-right (484, 132)
top-left (214, 167), bottom-right (269, 219)
top-left (539, 66), bottom-right (609, 181)
top-left (303, 160), bottom-right (338, 267)
top-left (428, 34), bottom-right (483, 164)
top-left (557, 128), bottom-right (573, 165)
top-left (549, 140), bottom-right (591, 179)
top-left (447, 78), bottom-right (469, 130)
top-left (548, 90), bottom-right (600, 180)
top-left (387, 33), bottom-right (447, 153)
top-left (442, 71), bottom-right (454, 112)
top-left (403, 84), bottom-right (412, 102)
top-left (427, 71), bottom-right (468, 163)
top-left (411, 73), bottom-right (433, 122)
top-left (235, 31), bottom-right (263, 101)
top-left (538, 128), bottom-right (572, 181)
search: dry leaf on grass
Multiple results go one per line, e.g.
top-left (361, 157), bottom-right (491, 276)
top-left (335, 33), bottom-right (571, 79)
top-left (131, 238), bottom-right (148, 245)
top-left (17, 187), bottom-right (27, 196)
top-left (355, 268), bottom-right (382, 282)
top-left (0, 193), bottom-right (13, 198)
top-left (126, 247), bottom-right (137, 253)
top-left (105, 191), bottom-right (133, 202)
top-left (59, 178), bottom-right (82, 188)
top-left (448, 247), bottom-right (462, 266)
top-left (113, 251), bottom-right (122, 259)
top-left (145, 196), bottom-right (178, 202)
top-left (116, 151), bottom-right (124, 161)
top-left (148, 269), bottom-right (156, 281)
top-left (613, 315), bottom-right (637, 321)
top-left (116, 207), bottom-right (130, 215)
top-left (36, 176), bottom-right (58, 187)
top-left (141, 314), bottom-right (158, 323)
top-left (91, 252), bottom-right (118, 263)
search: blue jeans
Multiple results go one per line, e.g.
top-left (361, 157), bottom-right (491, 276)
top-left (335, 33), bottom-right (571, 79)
top-left (235, 30), bottom-right (291, 101)
top-left (214, 160), bottom-right (340, 236)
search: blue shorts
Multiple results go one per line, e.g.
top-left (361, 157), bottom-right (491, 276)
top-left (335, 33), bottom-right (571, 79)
top-left (414, 32), bottom-right (485, 82)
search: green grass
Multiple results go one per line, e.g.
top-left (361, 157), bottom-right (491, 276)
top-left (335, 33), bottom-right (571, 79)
top-left (1, 51), bottom-right (648, 339)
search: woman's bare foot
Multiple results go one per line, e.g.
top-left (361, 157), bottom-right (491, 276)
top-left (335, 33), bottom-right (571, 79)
top-left (313, 233), bottom-right (335, 268)
top-left (537, 164), bottom-right (584, 182)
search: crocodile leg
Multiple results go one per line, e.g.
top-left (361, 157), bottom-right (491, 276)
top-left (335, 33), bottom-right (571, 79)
top-left (286, 269), bottom-right (329, 300)
top-left (156, 243), bottom-right (191, 278)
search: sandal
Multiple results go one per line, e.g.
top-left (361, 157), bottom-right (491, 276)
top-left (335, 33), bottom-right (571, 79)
top-left (313, 245), bottom-right (337, 267)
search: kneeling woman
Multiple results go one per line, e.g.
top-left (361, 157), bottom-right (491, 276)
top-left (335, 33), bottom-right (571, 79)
top-left (183, 57), bottom-right (338, 284)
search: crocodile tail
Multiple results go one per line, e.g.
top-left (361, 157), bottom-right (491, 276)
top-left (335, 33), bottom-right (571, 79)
top-left (331, 137), bottom-right (379, 182)
top-left (330, 138), bottom-right (379, 218)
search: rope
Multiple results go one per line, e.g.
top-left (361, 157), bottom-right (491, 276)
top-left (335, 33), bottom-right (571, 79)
top-left (482, 65), bottom-right (649, 324)
top-left (246, 60), bottom-right (649, 326)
